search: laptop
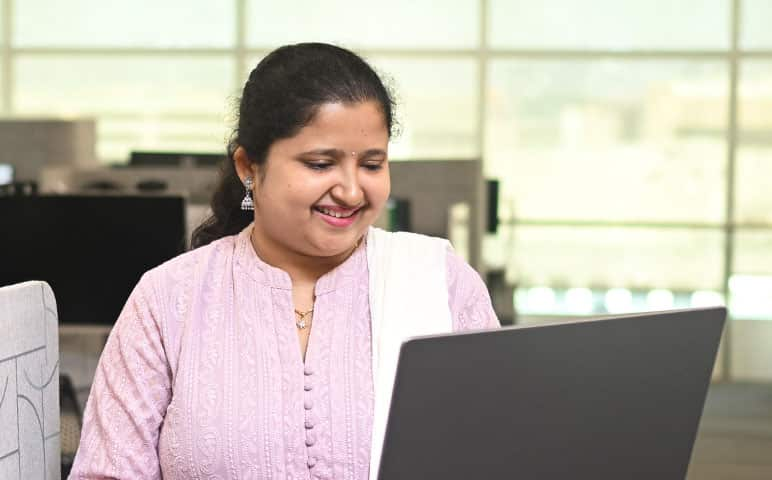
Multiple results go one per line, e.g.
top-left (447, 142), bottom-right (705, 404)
top-left (378, 307), bottom-right (726, 480)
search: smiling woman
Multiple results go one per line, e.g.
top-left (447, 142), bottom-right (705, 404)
top-left (192, 43), bottom-right (396, 251)
top-left (68, 43), bottom-right (499, 480)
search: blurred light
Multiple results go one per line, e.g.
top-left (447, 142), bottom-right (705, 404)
top-left (690, 290), bottom-right (725, 307)
top-left (728, 274), bottom-right (772, 293)
top-left (565, 287), bottom-right (594, 314)
top-left (728, 275), bottom-right (772, 318)
top-left (514, 288), bottom-right (529, 311)
top-left (605, 288), bottom-right (633, 313)
top-left (646, 289), bottom-right (674, 310)
top-left (526, 287), bottom-right (557, 312)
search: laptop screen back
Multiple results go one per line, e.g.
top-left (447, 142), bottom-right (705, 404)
top-left (379, 308), bottom-right (725, 480)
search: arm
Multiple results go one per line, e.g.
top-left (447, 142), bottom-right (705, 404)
top-left (69, 275), bottom-right (171, 479)
top-left (445, 248), bottom-right (501, 331)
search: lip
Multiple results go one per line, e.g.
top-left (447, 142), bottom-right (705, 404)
top-left (313, 206), bottom-right (361, 228)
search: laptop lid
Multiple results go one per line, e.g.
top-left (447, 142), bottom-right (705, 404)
top-left (378, 307), bottom-right (726, 480)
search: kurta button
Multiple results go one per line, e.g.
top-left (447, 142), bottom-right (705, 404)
top-left (305, 419), bottom-right (314, 429)
top-left (305, 432), bottom-right (317, 446)
top-left (304, 366), bottom-right (314, 375)
top-left (304, 399), bottom-right (313, 410)
top-left (304, 383), bottom-right (313, 391)
top-left (308, 456), bottom-right (317, 468)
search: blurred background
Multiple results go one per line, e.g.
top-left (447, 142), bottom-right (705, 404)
top-left (1, 1), bottom-right (771, 478)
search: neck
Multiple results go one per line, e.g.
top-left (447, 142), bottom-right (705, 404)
top-left (250, 224), bottom-right (360, 286)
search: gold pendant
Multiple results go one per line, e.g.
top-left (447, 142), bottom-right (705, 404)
top-left (294, 308), bottom-right (313, 330)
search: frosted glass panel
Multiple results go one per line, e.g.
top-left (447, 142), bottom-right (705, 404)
top-left (0, 0), bottom-right (4, 45)
top-left (14, 0), bottom-right (235, 47)
top-left (732, 232), bottom-right (772, 321)
top-left (730, 320), bottom-right (772, 380)
top-left (0, 0), bottom-right (3, 112)
top-left (372, 58), bottom-right (478, 159)
top-left (741, 0), bottom-right (772, 49)
top-left (489, 0), bottom-right (729, 50)
top-left (0, 54), bottom-right (4, 115)
top-left (734, 231), bottom-right (772, 276)
top-left (502, 226), bottom-right (724, 291)
top-left (15, 56), bottom-right (235, 161)
top-left (486, 60), bottom-right (727, 223)
top-left (736, 61), bottom-right (772, 223)
top-left (246, 0), bottom-right (478, 49)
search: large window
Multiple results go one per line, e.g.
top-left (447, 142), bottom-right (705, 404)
top-left (2, 0), bottom-right (772, 380)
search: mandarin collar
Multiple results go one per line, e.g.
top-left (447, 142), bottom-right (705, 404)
top-left (234, 223), bottom-right (367, 294)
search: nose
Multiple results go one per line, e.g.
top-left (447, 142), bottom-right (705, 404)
top-left (330, 163), bottom-right (364, 207)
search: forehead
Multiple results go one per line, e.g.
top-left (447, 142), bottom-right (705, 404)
top-left (287, 101), bottom-right (389, 149)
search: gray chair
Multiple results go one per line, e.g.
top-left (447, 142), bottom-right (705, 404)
top-left (0, 281), bottom-right (60, 480)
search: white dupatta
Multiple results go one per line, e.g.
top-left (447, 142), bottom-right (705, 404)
top-left (366, 227), bottom-right (454, 480)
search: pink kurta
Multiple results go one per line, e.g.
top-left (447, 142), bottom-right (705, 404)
top-left (69, 226), bottom-right (499, 479)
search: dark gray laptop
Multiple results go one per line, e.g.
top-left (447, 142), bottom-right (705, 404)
top-left (378, 307), bottom-right (726, 480)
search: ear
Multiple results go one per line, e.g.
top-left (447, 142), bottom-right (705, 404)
top-left (233, 146), bottom-right (257, 183)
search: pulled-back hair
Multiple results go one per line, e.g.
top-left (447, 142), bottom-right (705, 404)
top-left (190, 42), bottom-right (396, 249)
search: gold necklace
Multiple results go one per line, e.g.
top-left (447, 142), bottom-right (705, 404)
top-left (294, 308), bottom-right (313, 330)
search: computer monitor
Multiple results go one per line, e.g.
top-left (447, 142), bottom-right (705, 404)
top-left (485, 179), bottom-right (499, 234)
top-left (129, 151), bottom-right (225, 168)
top-left (0, 195), bottom-right (186, 325)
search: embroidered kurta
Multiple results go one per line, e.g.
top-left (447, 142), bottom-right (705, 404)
top-left (69, 226), bottom-right (499, 479)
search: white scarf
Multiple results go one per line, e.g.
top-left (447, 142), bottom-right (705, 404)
top-left (366, 226), bottom-right (454, 480)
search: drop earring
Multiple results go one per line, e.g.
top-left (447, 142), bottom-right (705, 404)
top-left (241, 176), bottom-right (255, 211)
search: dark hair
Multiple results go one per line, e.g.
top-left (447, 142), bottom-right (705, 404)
top-left (190, 42), bottom-right (396, 249)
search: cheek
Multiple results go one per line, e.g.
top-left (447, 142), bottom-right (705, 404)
top-left (265, 176), bottom-right (313, 206)
top-left (283, 184), bottom-right (316, 209)
top-left (366, 175), bottom-right (391, 208)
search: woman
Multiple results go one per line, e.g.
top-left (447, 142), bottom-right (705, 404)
top-left (69, 42), bottom-right (499, 479)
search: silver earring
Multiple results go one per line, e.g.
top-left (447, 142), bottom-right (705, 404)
top-left (241, 176), bottom-right (255, 211)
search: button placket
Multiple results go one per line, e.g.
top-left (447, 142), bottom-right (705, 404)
top-left (303, 364), bottom-right (317, 467)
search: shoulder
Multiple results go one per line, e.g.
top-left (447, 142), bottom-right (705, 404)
top-left (128, 234), bottom-right (239, 355)
top-left (445, 249), bottom-right (500, 330)
top-left (143, 235), bottom-right (237, 288)
top-left (444, 247), bottom-right (486, 297)
top-left (133, 234), bottom-right (239, 324)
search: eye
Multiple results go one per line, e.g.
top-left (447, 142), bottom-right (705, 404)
top-left (362, 164), bottom-right (383, 171)
top-left (305, 162), bottom-right (332, 171)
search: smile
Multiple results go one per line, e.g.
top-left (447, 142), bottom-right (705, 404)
top-left (314, 206), bottom-right (358, 218)
top-left (313, 205), bottom-right (362, 228)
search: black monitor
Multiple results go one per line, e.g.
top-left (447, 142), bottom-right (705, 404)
top-left (0, 195), bottom-right (186, 325)
top-left (129, 151), bottom-right (225, 168)
top-left (485, 179), bottom-right (499, 234)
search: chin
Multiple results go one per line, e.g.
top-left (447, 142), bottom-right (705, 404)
top-left (313, 232), bottom-right (363, 257)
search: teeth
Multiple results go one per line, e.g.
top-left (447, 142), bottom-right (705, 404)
top-left (317, 207), bottom-right (355, 219)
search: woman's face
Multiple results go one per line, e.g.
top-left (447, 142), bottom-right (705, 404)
top-left (243, 100), bottom-right (390, 258)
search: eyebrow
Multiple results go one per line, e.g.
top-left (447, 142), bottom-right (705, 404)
top-left (297, 148), bottom-right (387, 159)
